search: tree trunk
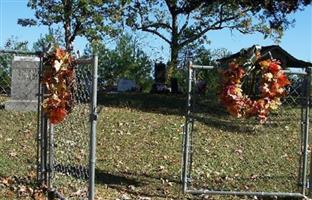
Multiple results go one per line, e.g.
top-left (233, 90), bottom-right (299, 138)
top-left (63, 0), bottom-right (73, 52)
top-left (168, 12), bottom-right (179, 81)
top-left (170, 43), bottom-right (179, 71)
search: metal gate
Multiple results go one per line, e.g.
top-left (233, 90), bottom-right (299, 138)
top-left (37, 55), bottom-right (98, 200)
top-left (181, 60), bottom-right (311, 198)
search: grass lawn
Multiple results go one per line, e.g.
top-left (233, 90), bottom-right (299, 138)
top-left (0, 93), bottom-right (310, 200)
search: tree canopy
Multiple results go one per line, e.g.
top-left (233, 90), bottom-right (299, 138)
top-left (19, 0), bottom-right (127, 52)
top-left (88, 34), bottom-right (153, 91)
top-left (125, 0), bottom-right (311, 78)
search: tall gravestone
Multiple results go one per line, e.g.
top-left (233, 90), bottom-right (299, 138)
top-left (154, 62), bottom-right (166, 83)
top-left (5, 56), bottom-right (39, 111)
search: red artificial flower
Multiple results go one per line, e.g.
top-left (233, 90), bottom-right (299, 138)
top-left (268, 62), bottom-right (281, 74)
top-left (277, 73), bottom-right (290, 87)
top-left (49, 108), bottom-right (67, 124)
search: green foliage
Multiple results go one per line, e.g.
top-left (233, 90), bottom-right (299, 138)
top-left (192, 47), bottom-right (231, 95)
top-left (0, 37), bottom-right (29, 94)
top-left (177, 45), bottom-right (231, 94)
top-left (20, 0), bottom-right (127, 51)
top-left (32, 28), bottom-right (64, 52)
top-left (90, 34), bottom-right (153, 91)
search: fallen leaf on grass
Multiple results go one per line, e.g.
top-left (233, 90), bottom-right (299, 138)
top-left (128, 185), bottom-right (136, 191)
top-left (9, 151), bottom-right (17, 157)
top-left (234, 148), bottom-right (243, 155)
top-left (0, 176), bottom-right (14, 186)
top-left (5, 190), bottom-right (15, 199)
top-left (139, 197), bottom-right (151, 200)
top-left (118, 193), bottom-right (131, 200)
top-left (27, 171), bottom-right (37, 180)
top-left (1, 176), bottom-right (47, 199)
top-left (70, 189), bottom-right (87, 197)
top-left (250, 174), bottom-right (258, 180)
top-left (18, 185), bottom-right (28, 197)
top-left (33, 191), bottom-right (45, 200)
top-left (158, 165), bottom-right (165, 171)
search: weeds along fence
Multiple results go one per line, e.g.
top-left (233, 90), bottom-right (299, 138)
top-left (37, 55), bottom-right (98, 200)
top-left (0, 50), bottom-right (42, 183)
top-left (181, 62), bottom-right (312, 198)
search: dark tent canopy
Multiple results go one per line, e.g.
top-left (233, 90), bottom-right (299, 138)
top-left (217, 45), bottom-right (312, 69)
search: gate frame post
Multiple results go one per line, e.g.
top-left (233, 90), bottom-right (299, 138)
top-left (88, 54), bottom-right (98, 200)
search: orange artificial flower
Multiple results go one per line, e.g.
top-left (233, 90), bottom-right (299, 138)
top-left (49, 108), bottom-right (67, 124)
top-left (55, 48), bottom-right (66, 60)
top-left (277, 73), bottom-right (291, 87)
top-left (268, 62), bottom-right (281, 73)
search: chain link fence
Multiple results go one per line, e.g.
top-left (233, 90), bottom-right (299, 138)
top-left (0, 53), bottom-right (11, 107)
top-left (182, 63), bottom-right (311, 198)
top-left (0, 54), bottom-right (11, 101)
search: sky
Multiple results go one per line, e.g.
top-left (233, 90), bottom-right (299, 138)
top-left (0, 0), bottom-right (311, 63)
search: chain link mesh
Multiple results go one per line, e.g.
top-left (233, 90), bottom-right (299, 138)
top-left (0, 53), bottom-right (14, 106)
top-left (51, 59), bottom-right (93, 199)
top-left (188, 71), bottom-right (308, 193)
top-left (0, 56), bottom-right (11, 103)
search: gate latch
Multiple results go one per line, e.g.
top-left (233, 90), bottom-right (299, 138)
top-left (90, 113), bottom-right (98, 121)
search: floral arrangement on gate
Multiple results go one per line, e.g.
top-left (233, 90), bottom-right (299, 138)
top-left (42, 48), bottom-right (75, 124)
top-left (219, 55), bottom-right (290, 123)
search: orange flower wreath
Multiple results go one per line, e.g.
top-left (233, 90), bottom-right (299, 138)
top-left (219, 58), bottom-right (290, 123)
top-left (42, 48), bottom-right (75, 124)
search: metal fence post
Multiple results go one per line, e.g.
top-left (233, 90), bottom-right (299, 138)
top-left (304, 67), bottom-right (312, 196)
top-left (298, 89), bottom-right (305, 190)
top-left (36, 55), bottom-right (43, 183)
top-left (182, 60), bottom-right (193, 192)
top-left (301, 67), bottom-right (311, 195)
top-left (40, 63), bottom-right (49, 187)
top-left (48, 123), bottom-right (54, 189)
top-left (88, 54), bottom-right (98, 200)
top-left (188, 67), bottom-right (196, 181)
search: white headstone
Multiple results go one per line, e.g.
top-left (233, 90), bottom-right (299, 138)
top-left (5, 56), bottom-right (39, 111)
top-left (117, 79), bottom-right (136, 92)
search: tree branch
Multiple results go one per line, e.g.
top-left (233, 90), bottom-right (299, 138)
top-left (165, 0), bottom-right (176, 14)
top-left (70, 17), bottom-right (82, 43)
top-left (141, 22), bottom-right (172, 31)
top-left (177, 0), bottom-right (206, 14)
top-left (180, 8), bottom-right (251, 47)
top-left (140, 26), bottom-right (171, 44)
top-left (178, 13), bottom-right (190, 36)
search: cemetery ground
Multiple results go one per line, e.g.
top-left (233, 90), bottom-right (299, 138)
top-left (0, 93), bottom-right (308, 200)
